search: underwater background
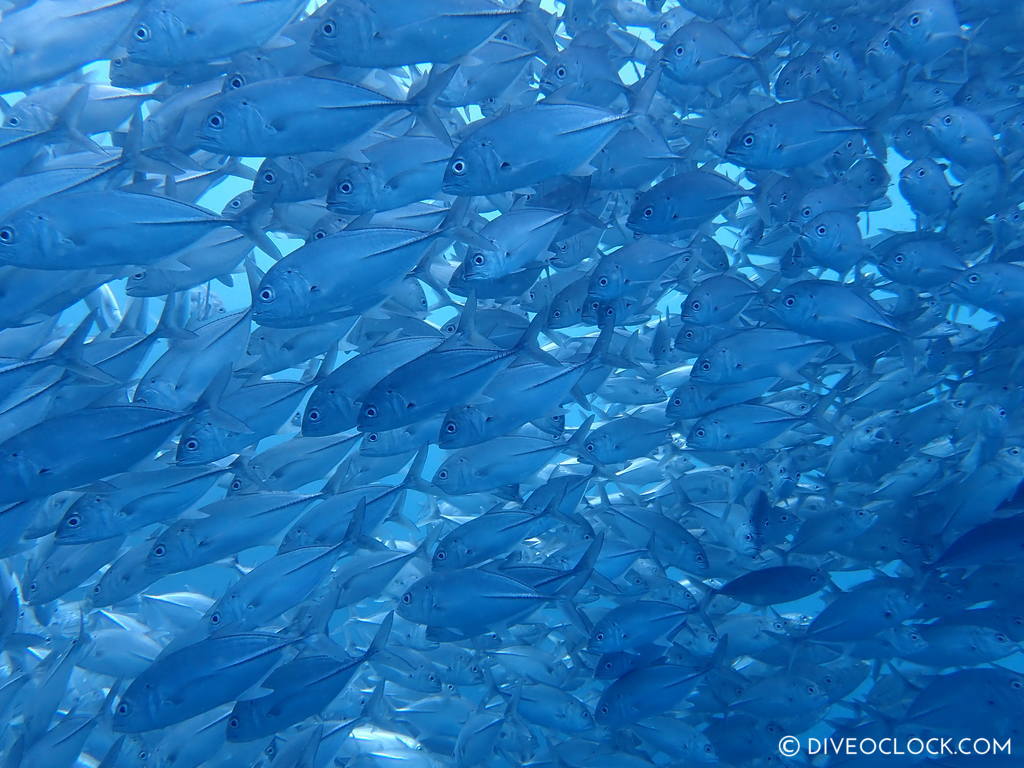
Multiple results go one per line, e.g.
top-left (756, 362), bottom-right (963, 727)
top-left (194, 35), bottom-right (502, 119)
top-left (0, 0), bottom-right (1021, 766)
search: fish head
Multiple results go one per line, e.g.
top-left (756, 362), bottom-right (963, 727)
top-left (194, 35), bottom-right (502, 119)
top-left (310, 6), bottom-right (375, 64)
top-left (251, 157), bottom-right (293, 203)
top-left (175, 420), bottom-right (226, 465)
top-left (438, 406), bottom-right (486, 449)
top-left (432, 532), bottom-right (474, 571)
top-left (196, 95), bottom-right (265, 155)
top-left (55, 494), bottom-right (116, 544)
top-left (949, 266), bottom-right (995, 304)
top-left (357, 388), bottom-right (409, 432)
top-left (146, 524), bottom-right (193, 576)
top-left (224, 704), bottom-right (261, 743)
top-left (539, 54), bottom-right (577, 94)
top-left (462, 245), bottom-right (510, 282)
top-left (772, 283), bottom-right (816, 329)
top-left (594, 688), bottom-right (630, 727)
top-left (680, 285), bottom-right (715, 324)
top-left (888, 0), bottom-right (960, 61)
top-left (725, 115), bottom-right (777, 170)
top-left (360, 427), bottom-right (405, 457)
top-left (124, 6), bottom-right (185, 67)
top-left (674, 324), bottom-right (713, 354)
top-left (442, 137), bottom-right (502, 197)
top-left (326, 161), bottom-right (379, 215)
top-left (686, 417), bottom-right (719, 449)
top-left (594, 651), bottom-right (637, 679)
top-left (0, 205), bottom-right (61, 268)
top-left (866, 27), bottom-right (904, 77)
top-left (799, 213), bottom-right (841, 256)
top-left (112, 685), bottom-right (159, 733)
top-left (626, 192), bottom-right (673, 234)
top-left (432, 455), bottom-right (472, 495)
top-left (588, 618), bottom-right (626, 653)
top-left (923, 107), bottom-right (968, 147)
top-left (689, 351), bottom-right (718, 382)
top-left (252, 265), bottom-right (312, 328)
top-left (397, 575), bottom-right (435, 625)
top-left (588, 263), bottom-right (625, 301)
top-left (3, 100), bottom-right (55, 135)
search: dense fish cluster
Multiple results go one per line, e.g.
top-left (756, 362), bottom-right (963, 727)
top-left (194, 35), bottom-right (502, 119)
top-left (2, 0), bottom-right (1024, 766)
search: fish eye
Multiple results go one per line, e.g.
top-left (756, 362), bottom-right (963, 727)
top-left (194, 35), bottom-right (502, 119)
top-left (210, 613), bottom-right (220, 624)
top-left (694, 428), bottom-right (706, 438)
top-left (599, 705), bottom-right (609, 714)
top-left (909, 13), bottom-right (921, 25)
top-left (801, 207), bottom-right (812, 217)
top-left (997, 633), bottom-right (1009, 643)
top-left (152, 545), bottom-right (166, 557)
top-left (598, 277), bottom-right (608, 286)
top-left (894, 254), bottom-right (905, 263)
top-left (967, 273), bottom-right (980, 283)
top-left (556, 66), bottom-right (567, 78)
top-left (314, 230), bottom-right (327, 239)
top-left (207, 112), bottom-right (224, 129)
top-left (258, 286), bottom-right (275, 302)
top-left (1009, 447), bottom-right (1020, 455)
top-left (401, 592), bottom-right (412, 604)
top-left (445, 422), bottom-right (457, 433)
top-left (131, 271), bottom-right (145, 280)
top-left (700, 360), bottom-right (711, 371)
top-left (445, 324), bottom-right (456, 333)
top-left (307, 408), bottom-right (320, 422)
top-left (262, 171), bottom-right (275, 184)
top-left (438, 469), bottom-right (448, 479)
top-left (229, 75), bottom-right (245, 89)
top-left (1012, 679), bottom-right (1024, 690)
top-left (66, 515), bottom-right (80, 528)
top-left (230, 479), bottom-right (242, 490)
top-left (5, 116), bottom-right (18, 127)
top-left (783, 295), bottom-right (796, 307)
top-left (552, 310), bottom-right (561, 318)
top-left (472, 253), bottom-right (485, 265)
top-left (816, 225), bottom-right (827, 236)
top-left (228, 717), bottom-right (239, 728)
top-left (133, 24), bottom-right (150, 41)
top-left (595, 632), bottom-right (605, 640)
top-left (585, 442), bottom-right (595, 452)
top-left (451, 159), bottom-right (466, 175)
top-left (690, 300), bottom-right (701, 310)
top-left (0, 226), bottom-right (15, 244)
top-left (642, 206), bottom-right (654, 218)
top-left (184, 438), bottom-right (199, 451)
top-left (435, 550), bottom-right (446, 561)
top-left (673, 398), bottom-right (681, 406)
top-left (364, 406), bottom-right (377, 418)
top-left (742, 133), bottom-right (755, 147)
top-left (117, 702), bottom-right (130, 715)
top-left (942, 114), bottom-right (953, 125)
top-left (916, 167), bottom-right (926, 177)
top-left (338, 180), bottom-right (353, 194)
top-left (366, 433), bottom-right (379, 443)
top-left (321, 20), bottom-right (337, 36)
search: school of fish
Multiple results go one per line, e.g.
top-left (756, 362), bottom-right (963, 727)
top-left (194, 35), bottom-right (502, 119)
top-left (0, 0), bottom-right (1022, 766)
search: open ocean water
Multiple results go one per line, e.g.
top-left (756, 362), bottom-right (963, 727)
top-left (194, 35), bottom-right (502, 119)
top-left (0, 0), bottom-right (1021, 766)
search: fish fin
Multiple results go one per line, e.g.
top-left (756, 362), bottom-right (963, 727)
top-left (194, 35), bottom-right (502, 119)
top-left (514, 311), bottom-right (559, 365)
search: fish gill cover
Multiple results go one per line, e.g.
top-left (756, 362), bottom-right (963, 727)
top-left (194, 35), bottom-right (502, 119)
top-left (0, 0), bottom-right (1020, 765)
